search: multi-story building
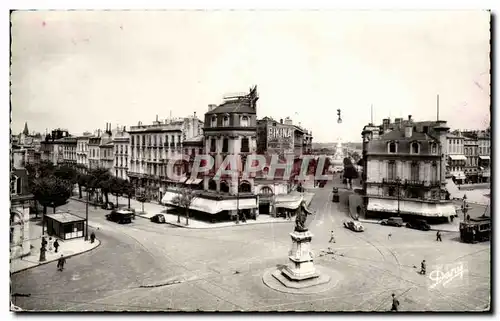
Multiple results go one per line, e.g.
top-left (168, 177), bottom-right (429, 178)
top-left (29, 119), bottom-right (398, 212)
top-left (60, 136), bottom-right (77, 166)
top-left (361, 116), bottom-right (456, 220)
top-left (462, 129), bottom-right (490, 183)
top-left (464, 136), bottom-right (479, 183)
top-left (161, 87), bottom-right (259, 220)
top-left (128, 114), bottom-right (203, 201)
top-left (76, 132), bottom-right (92, 170)
top-left (113, 127), bottom-right (130, 180)
top-left (99, 124), bottom-right (114, 172)
top-left (257, 116), bottom-right (313, 156)
top-left (88, 133), bottom-right (102, 170)
top-left (182, 134), bottom-right (204, 189)
top-left (446, 133), bottom-right (466, 184)
top-left (10, 147), bottom-right (32, 259)
top-left (40, 129), bottom-right (70, 165)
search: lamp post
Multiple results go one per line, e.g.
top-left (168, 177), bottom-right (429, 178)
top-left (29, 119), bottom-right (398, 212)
top-left (236, 175), bottom-right (240, 224)
top-left (462, 194), bottom-right (468, 221)
top-left (85, 188), bottom-right (89, 241)
top-left (395, 177), bottom-right (401, 216)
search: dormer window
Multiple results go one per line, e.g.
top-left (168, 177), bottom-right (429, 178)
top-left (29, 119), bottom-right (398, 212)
top-left (241, 116), bottom-right (249, 127)
top-left (211, 116), bottom-right (217, 128)
top-left (388, 142), bottom-right (397, 154)
top-left (411, 142), bottom-right (420, 154)
top-left (223, 115), bottom-right (229, 127)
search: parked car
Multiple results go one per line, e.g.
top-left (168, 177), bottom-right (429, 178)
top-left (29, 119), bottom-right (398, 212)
top-left (343, 220), bottom-right (364, 232)
top-left (380, 217), bottom-right (404, 227)
top-left (150, 214), bottom-right (166, 224)
top-left (101, 202), bottom-right (115, 210)
top-left (406, 219), bottom-right (431, 231)
top-left (106, 209), bottom-right (134, 224)
top-left (117, 207), bottom-right (136, 219)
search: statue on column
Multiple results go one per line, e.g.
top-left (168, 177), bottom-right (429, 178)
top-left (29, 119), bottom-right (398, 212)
top-left (295, 200), bottom-right (313, 232)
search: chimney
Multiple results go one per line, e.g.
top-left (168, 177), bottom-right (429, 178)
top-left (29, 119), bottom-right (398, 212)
top-left (405, 124), bottom-right (413, 138)
top-left (408, 115), bottom-right (412, 122)
top-left (208, 104), bottom-right (217, 112)
top-left (98, 129), bottom-right (101, 137)
top-left (123, 126), bottom-right (126, 132)
top-left (280, 119), bottom-right (283, 124)
top-left (156, 115), bottom-right (159, 122)
top-left (194, 111), bottom-right (197, 118)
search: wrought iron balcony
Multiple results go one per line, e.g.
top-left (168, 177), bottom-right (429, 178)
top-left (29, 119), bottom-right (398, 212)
top-left (404, 179), bottom-right (425, 187)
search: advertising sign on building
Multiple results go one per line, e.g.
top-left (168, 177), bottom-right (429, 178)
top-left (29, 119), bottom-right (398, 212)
top-left (267, 124), bottom-right (294, 154)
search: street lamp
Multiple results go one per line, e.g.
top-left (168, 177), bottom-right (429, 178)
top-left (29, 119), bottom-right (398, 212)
top-left (236, 175), bottom-right (240, 224)
top-left (462, 194), bottom-right (469, 221)
top-left (395, 177), bottom-right (402, 217)
top-left (85, 188), bottom-right (89, 241)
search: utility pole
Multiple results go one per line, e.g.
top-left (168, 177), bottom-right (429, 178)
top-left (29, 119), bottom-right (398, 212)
top-left (236, 175), bottom-right (240, 224)
top-left (85, 189), bottom-right (89, 241)
top-left (396, 177), bottom-right (401, 216)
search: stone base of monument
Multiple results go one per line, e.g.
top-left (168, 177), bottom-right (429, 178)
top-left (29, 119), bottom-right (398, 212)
top-left (263, 230), bottom-right (337, 294)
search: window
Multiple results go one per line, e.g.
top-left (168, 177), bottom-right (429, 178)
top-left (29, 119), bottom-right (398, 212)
top-left (222, 138), bottom-right (229, 153)
top-left (388, 142), bottom-right (397, 153)
top-left (220, 181), bottom-right (230, 193)
top-left (387, 161), bottom-right (396, 180)
top-left (431, 162), bottom-right (438, 182)
top-left (388, 186), bottom-right (395, 197)
top-left (411, 142), bottom-right (419, 154)
top-left (239, 181), bottom-right (252, 193)
top-left (178, 135), bottom-right (181, 144)
top-left (125, 146), bottom-right (128, 154)
top-left (209, 179), bottom-right (217, 191)
top-left (223, 116), bottom-right (229, 127)
top-left (10, 175), bottom-right (18, 194)
top-left (211, 116), bottom-right (217, 127)
top-left (411, 162), bottom-right (420, 181)
top-left (210, 138), bottom-right (216, 153)
top-left (430, 142), bottom-right (437, 154)
top-left (241, 137), bottom-right (249, 153)
top-left (423, 126), bottom-right (429, 133)
top-left (241, 116), bottom-right (249, 127)
top-left (191, 148), bottom-right (195, 156)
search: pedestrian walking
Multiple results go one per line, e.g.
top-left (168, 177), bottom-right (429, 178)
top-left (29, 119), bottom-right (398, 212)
top-left (391, 293), bottom-right (400, 312)
top-left (54, 239), bottom-right (60, 253)
top-left (420, 260), bottom-right (426, 275)
top-left (436, 231), bottom-right (442, 242)
top-left (328, 230), bottom-right (336, 243)
top-left (48, 237), bottom-right (53, 252)
top-left (90, 231), bottom-right (96, 244)
top-left (57, 255), bottom-right (66, 271)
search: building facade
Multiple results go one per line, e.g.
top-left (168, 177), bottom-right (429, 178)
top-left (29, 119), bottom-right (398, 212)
top-left (61, 136), bottom-right (78, 165)
top-left (446, 133), bottom-right (466, 184)
top-left (257, 116), bottom-right (313, 156)
top-left (113, 127), bottom-right (130, 180)
top-left (88, 135), bottom-right (102, 170)
top-left (39, 129), bottom-right (70, 165)
top-left (461, 129), bottom-right (490, 183)
top-left (10, 148), bottom-right (32, 260)
top-left (362, 116), bottom-right (455, 220)
top-left (99, 125), bottom-right (114, 172)
top-left (128, 114), bottom-right (203, 201)
top-left (76, 133), bottom-right (92, 169)
top-left (464, 136), bottom-right (479, 183)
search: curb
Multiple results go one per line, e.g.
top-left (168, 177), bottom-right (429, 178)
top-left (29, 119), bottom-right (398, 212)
top-left (162, 218), bottom-right (293, 230)
top-left (10, 239), bottom-right (102, 275)
top-left (358, 219), bottom-right (458, 233)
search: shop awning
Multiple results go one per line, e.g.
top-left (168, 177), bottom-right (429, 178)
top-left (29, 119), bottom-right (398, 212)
top-left (367, 198), bottom-right (456, 217)
top-left (449, 154), bottom-right (467, 161)
top-left (479, 156), bottom-right (490, 160)
top-left (451, 172), bottom-right (466, 180)
top-left (185, 178), bottom-right (194, 185)
top-left (275, 194), bottom-right (304, 210)
top-left (189, 178), bottom-right (203, 185)
top-left (178, 177), bottom-right (188, 183)
top-left (162, 191), bottom-right (257, 214)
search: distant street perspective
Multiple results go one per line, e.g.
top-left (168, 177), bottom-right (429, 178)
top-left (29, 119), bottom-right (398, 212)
top-left (10, 11), bottom-right (490, 312)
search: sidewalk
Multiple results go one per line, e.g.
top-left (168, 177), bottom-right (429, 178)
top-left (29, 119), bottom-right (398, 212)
top-left (10, 219), bottom-right (100, 274)
top-left (357, 218), bottom-right (460, 233)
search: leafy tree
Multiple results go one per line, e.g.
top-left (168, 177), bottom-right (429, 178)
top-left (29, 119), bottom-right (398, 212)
top-left (54, 164), bottom-right (78, 184)
top-left (25, 160), bottom-right (55, 180)
top-left (110, 177), bottom-right (128, 207)
top-left (87, 167), bottom-right (112, 204)
top-left (343, 157), bottom-right (359, 189)
top-left (31, 177), bottom-right (72, 214)
top-left (351, 151), bottom-right (361, 163)
top-left (172, 188), bottom-right (196, 225)
top-left (76, 173), bottom-right (90, 199)
top-left (136, 193), bottom-right (148, 214)
top-left (122, 180), bottom-right (135, 209)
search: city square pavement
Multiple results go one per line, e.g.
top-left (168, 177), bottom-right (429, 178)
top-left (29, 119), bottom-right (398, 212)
top-left (11, 179), bottom-right (490, 311)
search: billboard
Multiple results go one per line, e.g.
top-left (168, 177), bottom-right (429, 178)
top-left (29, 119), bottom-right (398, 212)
top-left (267, 124), bottom-right (294, 154)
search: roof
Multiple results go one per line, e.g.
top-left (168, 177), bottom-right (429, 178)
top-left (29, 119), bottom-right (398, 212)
top-left (379, 129), bottom-right (436, 142)
top-left (446, 133), bottom-right (463, 139)
top-left (205, 100), bottom-right (256, 115)
top-left (45, 212), bottom-right (85, 223)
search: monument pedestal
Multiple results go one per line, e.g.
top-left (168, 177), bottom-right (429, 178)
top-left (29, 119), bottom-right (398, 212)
top-left (282, 231), bottom-right (319, 281)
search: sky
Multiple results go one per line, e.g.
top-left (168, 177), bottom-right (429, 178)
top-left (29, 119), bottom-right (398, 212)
top-left (10, 10), bottom-right (491, 142)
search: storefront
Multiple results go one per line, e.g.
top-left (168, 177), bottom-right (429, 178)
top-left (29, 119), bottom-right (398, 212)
top-left (45, 212), bottom-right (85, 240)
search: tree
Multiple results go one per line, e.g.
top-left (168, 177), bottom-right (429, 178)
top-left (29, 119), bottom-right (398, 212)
top-left (110, 177), bottom-right (128, 207)
top-left (31, 177), bottom-right (72, 214)
top-left (54, 164), bottom-right (78, 184)
top-left (136, 194), bottom-right (148, 214)
top-left (343, 157), bottom-right (359, 189)
top-left (76, 173), bottom-right (90, 199)
top-left (87, 167), bottom-right (112, 204)
top-left (122, 180), bottom-right (135, 209)
top-left (172, 188), bottom-right (196, 225)
top-left (351, 151), bottom-right (361, 163)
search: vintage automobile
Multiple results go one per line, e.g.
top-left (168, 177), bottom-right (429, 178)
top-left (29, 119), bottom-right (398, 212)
top-left (343, 220), bottom-right (364, 232)
top-left (101, 202), bottom-right (115, 210)
top-left (106, 209), bottom-right (134, 224)
top-left (150, 214), bottom-right (166, 224)
top-left (380, 217), bottom-right (404, 227)
top-left (405, 219), bottom-right (431, 231)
